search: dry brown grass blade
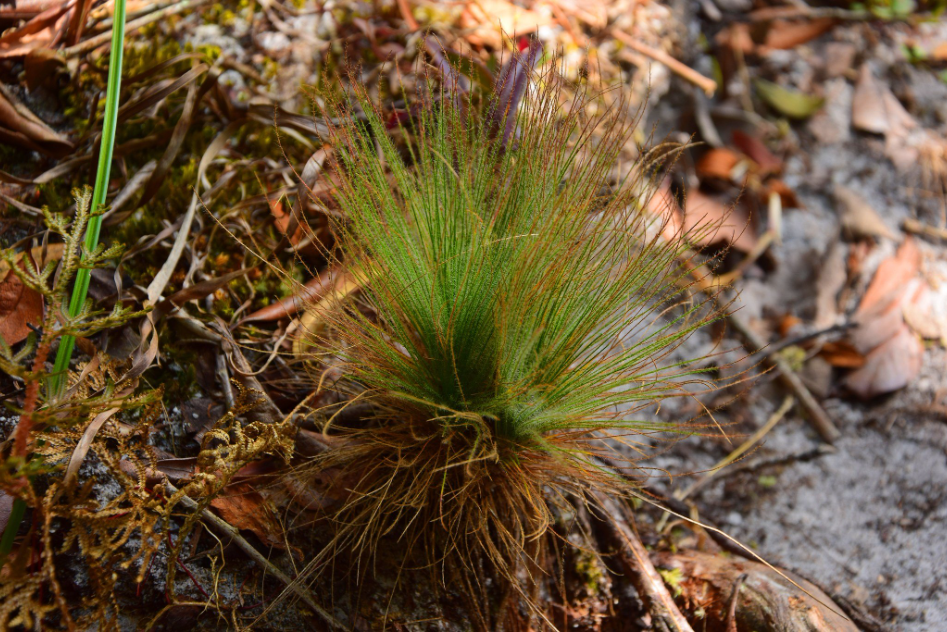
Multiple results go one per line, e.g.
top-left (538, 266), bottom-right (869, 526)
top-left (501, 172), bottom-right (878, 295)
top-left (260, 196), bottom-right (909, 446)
top-left (117, 63), bottom-right (208, 123)
top-left (62, 0), bottom-right (215, 58)
top-left (137, 66), bottom-right (218, 208)
top-left (0, 0), bottom-right (71, 59)
top-left (146, 119), bottom-right (240, 304)
top-left (61, 407), bottom-right (120, 489)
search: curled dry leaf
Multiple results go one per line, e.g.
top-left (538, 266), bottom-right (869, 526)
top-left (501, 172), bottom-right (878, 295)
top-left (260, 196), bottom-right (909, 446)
top-left (844, 238), bottom-right (933, 398)
top-left (761, 18), bottom-right (837, 51)
top-left (684, 190), bottom-right (757, 253)
top-left (0, 0), bottom-right (70, 59)
top-left (834, 184), bottom-right (895, 241)
top-left (0, 84), bottom-right (73, 155)
top-left (696, 147), bottom-right (742, 181)
top-left (844, 325), bottom-right (923, 399)
top-left (210, 482), bottom-right (287, 549)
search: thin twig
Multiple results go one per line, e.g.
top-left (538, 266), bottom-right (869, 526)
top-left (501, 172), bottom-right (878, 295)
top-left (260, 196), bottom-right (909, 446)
top-left (727, 313), bottom-right (840, 443)
top-left (610, 29), bottom-right (716, 96)
top-left (590, 491), bottom-right (694, 632)
top-left (163, 481), bottom-right (344, 630)
top-left (676, 395), bottom-right (794, 501)
top-left (680, 252), bottom-right (841, 444)
top-left (62, 0), bottom-right (214, 58)
top-left (724, 573), bottom-right (746, 632)
top-left (902, 217), bottom-right (947, 241)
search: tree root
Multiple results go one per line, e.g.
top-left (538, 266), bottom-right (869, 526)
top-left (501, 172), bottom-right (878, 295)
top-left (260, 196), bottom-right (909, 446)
top-left (650, 549), bottom-right (859, 632)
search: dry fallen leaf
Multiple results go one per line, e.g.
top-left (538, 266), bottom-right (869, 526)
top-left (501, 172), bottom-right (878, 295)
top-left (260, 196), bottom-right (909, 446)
top-left (852, 65), bottom-right (889, 134)
top-left (732, 130), bottom-right (782, 175)
top-left (210, 482), bottom-right (286, 549)
top-left (683, 190), bottom-right (757, 253)
top-left (696, 147), bottom-right (741, 181)
top-left (901, 279), bottom-right (944, 340)
top-left (844, 324), bottom-right (923, 398)
top-left (0, 262), bottom-right (44, 347)
top-left (241, 266), bottom-right (352, 324)
top-left (852, 64), bottom-right (917, 169)
top-left (0, 84), bottom-right (73, 156)
top-left (843, 237), bottom-right (934, 398)
top-left (813, 237), bottom-right (846, 328)
top-left (460, 0), bottom-right (550, 48)
top-left (856, 237), bottom-right (920, 316)
top-left (834, 184), bottom-right (896, 240)
top-left (762, 18), bottom-right (837, 51)
top-left (819, 340), bottom-right (866, 368)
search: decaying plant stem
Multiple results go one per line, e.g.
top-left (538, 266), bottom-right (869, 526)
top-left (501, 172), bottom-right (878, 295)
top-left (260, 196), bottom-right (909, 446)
top-left (590, 491), bottom-right (694, 632)
top-left (163, 481), bottom-right (344, 630)
top-left (12, 339), bottom-right (51, 461)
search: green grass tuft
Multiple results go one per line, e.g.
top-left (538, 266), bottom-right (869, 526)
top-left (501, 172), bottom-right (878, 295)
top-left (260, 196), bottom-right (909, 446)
top-left (316, 59), bottom-right (717, 454)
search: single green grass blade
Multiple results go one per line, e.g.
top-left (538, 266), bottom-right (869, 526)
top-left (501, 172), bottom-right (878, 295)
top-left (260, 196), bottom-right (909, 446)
top-left (49, 0), bottom-right (127, 398)
top-left (0, 498), bottom-right (27, 572)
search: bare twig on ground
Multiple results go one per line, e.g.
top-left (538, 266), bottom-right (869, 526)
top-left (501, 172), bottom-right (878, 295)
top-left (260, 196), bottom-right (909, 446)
top-left (590, 491), bottom-right (695, 632)
top-left (676, 396), bottom-right (794, 501)
top-left (610, 29), bottom-right (716, 96)
top-left (63, 0), bottom-right (215, 58)
top-left (163, 481), bottom-right (344, 630)
top-left (726, 313), bottom-right (841, 443)
top-left (902, 217), bottom-right (947, 241)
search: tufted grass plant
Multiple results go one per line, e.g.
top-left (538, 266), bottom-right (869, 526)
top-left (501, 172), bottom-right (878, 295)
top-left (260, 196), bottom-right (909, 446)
top-left (296, 55), bottom-right (723, 623)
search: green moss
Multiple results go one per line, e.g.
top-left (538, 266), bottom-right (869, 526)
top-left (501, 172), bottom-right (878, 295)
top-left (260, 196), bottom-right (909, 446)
top-left (574, 550), bottom-right (603, 594)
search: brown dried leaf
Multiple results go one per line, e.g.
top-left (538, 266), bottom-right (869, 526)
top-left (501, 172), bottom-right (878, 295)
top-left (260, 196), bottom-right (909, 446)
top-left (762, 18), bottom-right (837, 51)
top-left (0, 263), bottom-right (43, 347)
top-left (856, 237), bottom-right (920, 316)
top-left (683, 190), bottom-right (757, 253)
top-left (0, 84), bottom-right (72, 154)
top-left (819, 340), bottom-right (865, 368)
top-left (0, 1), bottom-right (69, 59)
top-left (732, 130), bottom-right (782, 175)
top-left (844, 324), bottom-right (923, 399)
top-left (696, 147), bottom-right (741, 181)
top-left (210, 482), bottom-right (285, 548)
top-left (834, 184), bottom-right (896, 240)
top-left (241, 266), bottom-right (351, 324)
top-left (852, 65), bottom-right (916, 138)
